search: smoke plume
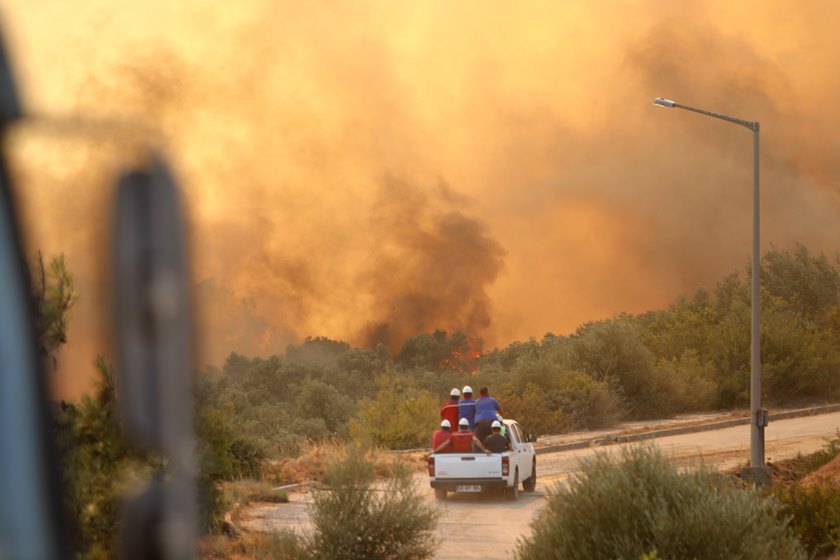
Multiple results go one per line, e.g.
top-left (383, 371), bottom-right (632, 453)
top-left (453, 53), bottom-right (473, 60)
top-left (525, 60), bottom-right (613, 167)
top-left (5, 0), bottom-right (840, 397)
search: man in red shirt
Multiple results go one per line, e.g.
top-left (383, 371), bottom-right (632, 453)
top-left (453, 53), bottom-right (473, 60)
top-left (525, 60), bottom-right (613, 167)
top-left (439, 388), bottom-right (461, 429)
top-left (451, 418), bottom-right (491, 454)
top-left (432, 420), bottom-right (454, 453)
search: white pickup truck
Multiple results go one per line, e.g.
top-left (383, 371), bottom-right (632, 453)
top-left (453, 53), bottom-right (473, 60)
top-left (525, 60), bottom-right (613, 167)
top-left (428, 419), bottom-right (537, 500)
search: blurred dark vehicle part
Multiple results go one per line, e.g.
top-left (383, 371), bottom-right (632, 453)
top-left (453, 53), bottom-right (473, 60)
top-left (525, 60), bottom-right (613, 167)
top-left (114, 159), bottom-right (197, 560)
top-left (0, 28), bottom-right (65, 560)
top-left (0, 26), bottom-right (197, 559)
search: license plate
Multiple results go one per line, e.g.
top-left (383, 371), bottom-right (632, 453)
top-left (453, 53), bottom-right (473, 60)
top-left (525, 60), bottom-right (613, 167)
top-left (455, 485), bottom-right (482, 493)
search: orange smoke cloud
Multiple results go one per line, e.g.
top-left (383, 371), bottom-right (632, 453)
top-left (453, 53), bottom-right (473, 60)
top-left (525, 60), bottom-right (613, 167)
top-left (4, 1), bottom-right (840, 398)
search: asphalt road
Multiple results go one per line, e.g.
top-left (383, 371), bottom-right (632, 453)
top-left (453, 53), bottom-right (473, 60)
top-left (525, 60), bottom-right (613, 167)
top-left (433, 410), bottom-right (840, 560)
top-left (240, 410), bottom-right (840, 560)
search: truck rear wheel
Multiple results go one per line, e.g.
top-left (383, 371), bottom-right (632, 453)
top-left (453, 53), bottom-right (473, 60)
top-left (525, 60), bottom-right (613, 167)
top-left (434, 487), bottom-right (447, 500)
top-left (523, 460), bottom-right (536, 492)
top-left (507, 469), bottom-right (519, 501)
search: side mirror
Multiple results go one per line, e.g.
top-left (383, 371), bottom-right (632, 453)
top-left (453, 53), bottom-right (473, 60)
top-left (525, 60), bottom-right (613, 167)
top-left (528, 434), bottom-right (538, 443)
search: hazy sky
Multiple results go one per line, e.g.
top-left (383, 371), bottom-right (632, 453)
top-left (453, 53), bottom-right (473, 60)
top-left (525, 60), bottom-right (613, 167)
top-left (3, 1), bottom-right (840, 397)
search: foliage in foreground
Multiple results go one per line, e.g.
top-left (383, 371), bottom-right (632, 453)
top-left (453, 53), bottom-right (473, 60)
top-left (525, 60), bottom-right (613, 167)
top-left (516, 445), bottom-right (806, 560)
top-left (307, 446), bottom-right (440, 560)
top-left (31, 252), bottom-right (77, 360)
top-left (771, 483), bottom-right (840, 558)
top-left (766, 434), bottom-right (840, 558)
top-left (54, 356), bottom-right (263, 555)
top-left (53, 357), bottom-right (158, 558)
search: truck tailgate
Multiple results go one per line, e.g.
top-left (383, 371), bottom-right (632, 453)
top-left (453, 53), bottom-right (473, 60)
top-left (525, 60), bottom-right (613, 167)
top-left (434, 454), bottom-right (503, 479)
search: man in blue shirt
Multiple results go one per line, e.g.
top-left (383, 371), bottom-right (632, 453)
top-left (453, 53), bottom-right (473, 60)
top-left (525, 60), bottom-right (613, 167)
top-left (458, 385), bottom-right (476, 428)
top-left (483, 420), bottom-right (511, 453)
top-left (474, 386), bottom-right (503, 442)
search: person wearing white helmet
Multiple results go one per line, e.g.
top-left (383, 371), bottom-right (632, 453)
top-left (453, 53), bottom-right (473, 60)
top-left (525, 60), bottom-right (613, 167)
top-left (458, 385), bottom-right (476, 428)
top-left (451, 417), bottom-right (490, 454)
top-left (432, 419), bottom-right (454, 453)
top-left (483, 420), bottom-right (511, 453)
top-left (496, 413), bottom-right (507, 439)
top-left (439, 388), bottom-right (461, 429)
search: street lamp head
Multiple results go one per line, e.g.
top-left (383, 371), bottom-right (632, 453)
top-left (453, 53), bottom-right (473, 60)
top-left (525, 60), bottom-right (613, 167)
top-left (653, 97), bottom-right (676, 108)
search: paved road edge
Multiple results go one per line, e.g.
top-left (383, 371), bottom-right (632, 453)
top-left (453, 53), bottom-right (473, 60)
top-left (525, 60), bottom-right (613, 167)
top-left (535, 403), bottom-right (840, 455)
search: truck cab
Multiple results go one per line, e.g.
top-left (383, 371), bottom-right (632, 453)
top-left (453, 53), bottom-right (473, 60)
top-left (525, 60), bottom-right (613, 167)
top-left (428, 419), bottom-right (537, 500)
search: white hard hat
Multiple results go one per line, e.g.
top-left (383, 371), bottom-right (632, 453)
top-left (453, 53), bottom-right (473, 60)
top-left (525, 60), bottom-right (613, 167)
top-left (491, 420), bottom-right (502, 429)
top-left (441, 419), bottom-right (451, 428)
top-left (462, 385), bottom-right (473, 394)
top-left (450, 388), bottom-right (461, 397)
top-left (458, 417), bottom-right (470, 427)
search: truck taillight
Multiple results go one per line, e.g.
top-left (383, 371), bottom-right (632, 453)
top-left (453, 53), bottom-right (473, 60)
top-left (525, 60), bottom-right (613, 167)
top-left (502, 455), bottom-right (509, 476)
top-left (428, 456), bottom-right (435, 477)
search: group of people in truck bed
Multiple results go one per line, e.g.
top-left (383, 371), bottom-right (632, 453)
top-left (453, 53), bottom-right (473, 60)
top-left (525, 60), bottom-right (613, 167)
top-left (431, 385), bottom-right (511, 454)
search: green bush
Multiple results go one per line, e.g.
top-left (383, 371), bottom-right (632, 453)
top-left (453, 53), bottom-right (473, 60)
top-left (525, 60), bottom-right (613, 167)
top-left (499, 383), bottom-right (571, 435)
top-left (53, 356), bottom-right (160, 558)
top-left (652, 350), bottom-right (717, 413)
top-left (771, 483), bottom-right (840, 557)
top-left (307, 447), bottom-right (439, 560)
top-left (550, 371), bottom-right (623, 429)
top-left (195, 404), bottom-right (264, 532)
top-left (571, 319), bottom-right (669, 419)
top-left (516, 445), bottom-right (806, 560)
top-left (350, 375), bottom-right (439, 449)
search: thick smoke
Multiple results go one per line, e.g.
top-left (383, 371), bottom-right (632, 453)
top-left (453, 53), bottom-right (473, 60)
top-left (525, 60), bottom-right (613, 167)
top-left (361, 176), bottom-right (504, 351)
top-left (6, 0), bottom-right (840, 397)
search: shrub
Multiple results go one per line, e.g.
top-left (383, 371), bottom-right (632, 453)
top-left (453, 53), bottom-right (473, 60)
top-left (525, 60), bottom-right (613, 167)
top-left (307, 447), bottom-right (439, 560)
top-left (195, 405), bottom-right (264, 531)
top-left (53, 356), bottom-right (159, 558)
top-left (771, 483), bottom-right (840, 557)
top-left (652, 350), bottom-right (717, 413)
top-left (551, 371), bottom-right (623, 429)
top-left (295, 378), bottom-right (355, 435)
top-left (499, 376), bottom-right (622, 435)
top-left (571, 319), bottom-right (669, 418)
top-left (516, 445), bottom-right (806, 560)
top-left (350, 375), bottom-right (438, 449)
top-left (499, 383), bottom-right (571, 435)
top-left (196, 407), bottom-right (263, 482)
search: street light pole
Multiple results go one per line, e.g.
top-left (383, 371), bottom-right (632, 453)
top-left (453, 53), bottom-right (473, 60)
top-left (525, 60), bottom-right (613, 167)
top-left (653, 97), bottom-right (767, 478)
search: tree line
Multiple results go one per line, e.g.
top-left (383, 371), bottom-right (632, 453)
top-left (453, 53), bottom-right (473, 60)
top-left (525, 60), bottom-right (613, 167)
top-left (201, 243), bottom-right (840, 452)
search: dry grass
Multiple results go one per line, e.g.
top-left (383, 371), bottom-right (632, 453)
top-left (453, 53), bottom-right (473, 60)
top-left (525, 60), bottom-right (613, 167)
top-left (802, 453), bottom-right (840, 487)
top-left (200, 531), bottom-right (307, 559)
top-left (201, 442), bottom-right (431, 558)
top-left (260, 440), bottom-right (427, 486)
top-left (201, 443), bottom-right (433, 559)
top-left (221, 479), bottom-right (289, 506)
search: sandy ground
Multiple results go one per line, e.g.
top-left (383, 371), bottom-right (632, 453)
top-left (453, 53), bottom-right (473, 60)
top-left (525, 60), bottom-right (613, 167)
top-left (239, 410), bottom-right (840, 560)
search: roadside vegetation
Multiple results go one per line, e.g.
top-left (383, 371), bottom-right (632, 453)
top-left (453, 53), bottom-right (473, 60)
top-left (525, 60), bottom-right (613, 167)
top-left (40, 243), bottom-right (840, 556)
top-left (516, 445), bottom-right (807, 560)
top-left (203, 447), bottom-right (439, 560)
top-left (762, 433), bottom-right (840, 558)
top-left (198, 243), bottom-right (840, 459)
